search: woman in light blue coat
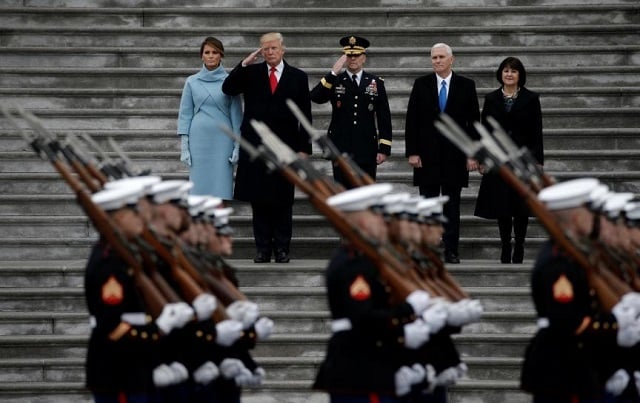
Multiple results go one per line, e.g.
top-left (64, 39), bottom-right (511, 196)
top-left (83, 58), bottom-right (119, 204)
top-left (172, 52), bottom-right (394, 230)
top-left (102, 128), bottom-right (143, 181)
top-left (178, 37), bottom-right (243, 200)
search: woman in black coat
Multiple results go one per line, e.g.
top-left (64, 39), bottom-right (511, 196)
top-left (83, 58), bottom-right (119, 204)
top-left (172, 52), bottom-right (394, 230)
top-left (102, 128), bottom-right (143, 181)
top-left (474, 57), bottom-right (543, 263)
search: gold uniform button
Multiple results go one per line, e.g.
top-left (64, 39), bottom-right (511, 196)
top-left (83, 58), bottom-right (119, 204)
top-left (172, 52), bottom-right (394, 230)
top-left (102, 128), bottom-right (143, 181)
top-left (391, 318), bottom-right (399, 326)
top-left (141, 332), bottom-right (148, 339)
top-left (130, 329), bottom-right (138, 337)
top-left (196, 330), bottom-right (204, 338)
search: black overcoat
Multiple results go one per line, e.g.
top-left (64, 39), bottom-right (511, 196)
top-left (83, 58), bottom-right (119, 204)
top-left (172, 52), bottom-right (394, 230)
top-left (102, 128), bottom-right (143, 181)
top-left (474, 87), bottom-right (544, 218)
top-left (222, 60), bottom-right (312, 204)
top-left (404, 72), bottom-right (479, 187)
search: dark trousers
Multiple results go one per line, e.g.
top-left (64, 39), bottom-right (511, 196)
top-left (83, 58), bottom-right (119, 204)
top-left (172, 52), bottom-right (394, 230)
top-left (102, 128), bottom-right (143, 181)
top-left (93, 393), bottom-right (150, 403)
top-left (411, 386), bottom-right (448, 403)
top-left (330, 393), bottom-right (406, 403)
top-left (419, 184), bottom-right (462, 254)
top-left (251, 201), bottom-right (293, 255)
top-left (533, 397), bottom-right (601, 403)
top-left (333, 162), bottom-right (377, 190)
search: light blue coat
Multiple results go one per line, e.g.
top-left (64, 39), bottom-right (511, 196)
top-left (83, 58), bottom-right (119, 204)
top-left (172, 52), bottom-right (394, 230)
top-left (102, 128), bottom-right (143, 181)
top-left (177, 64), bottom-right (242, 199)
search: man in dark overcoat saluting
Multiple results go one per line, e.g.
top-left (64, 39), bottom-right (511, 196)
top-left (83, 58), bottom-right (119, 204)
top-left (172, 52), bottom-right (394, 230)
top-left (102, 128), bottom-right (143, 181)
top-left (222, 32), bottom-right (312, 264)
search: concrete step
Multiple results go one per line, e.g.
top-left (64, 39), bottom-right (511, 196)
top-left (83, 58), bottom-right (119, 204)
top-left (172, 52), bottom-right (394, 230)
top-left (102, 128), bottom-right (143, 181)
top-left (0, 258), bottom-right (534, 287)
top-left (0, 380), bottom-right (530, 403)
top-left (0, 331), bottom-right (530, 360)
top-left (3, 127), bottom-right (639, 153)
top-left (4, 148), bottom-right (640, 178)
top-left (2, 66), bottom-right (639, 89)
top-left (0, 310), bottom-right (536, 338)
top-left (1, 106), bottom-right (638, 131)
top-left (0, 285), bottom-right (532, 314)
top-left (1, 5), bottom-right (637, 28)
top-left (2, 85), bottom-right (639, 110)
top-left (2, 24), bottom-right (638, 48)
top-left (2, 45), bottom-right (639, 70)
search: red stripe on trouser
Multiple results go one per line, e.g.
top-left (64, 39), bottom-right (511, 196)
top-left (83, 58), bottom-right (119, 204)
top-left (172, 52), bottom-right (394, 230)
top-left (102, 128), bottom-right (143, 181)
top-left (118, 391), bottom-right (127, 403)
top-left (369, 393), bottom-right (380, 403)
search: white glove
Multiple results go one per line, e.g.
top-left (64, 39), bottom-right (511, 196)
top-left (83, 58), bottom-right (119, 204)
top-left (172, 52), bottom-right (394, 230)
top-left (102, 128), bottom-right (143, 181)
top-left (422, 301), bottom-right (448, 334)
top-left (169, 361), bottom-right (189, 384)
top-left (233, 367), bottom-right (254, 387)
top-left (229, 142), bottom-right (240, 165)
top-left (408, 363), bottom-right (426, 385)
top-left (424, 364), bottom-right (437, 393)
top-left (406, 290), bottom-right (431, 315)
top-left (193, 361), bottom-right (219, 385)
top-left (403, 319), bottom-right (430, 349)
top-left (216, 319), bottom-right (242, 347)
top-left (446, 299), bottom-right (483, 327)
top-left (394, 366), bottom-right (414, 397)
top-left (215, 319), bottom-right (243, 347)
top-left (226, 300), bottom-right (260, 330)
top-left (435, 367), bottom-right (459, 387)
top-left (613, 299), bottom-right (640, 347)
top-left (605, 368), bottom-right (630, 396)
top-left (156, 302), bottom-right (194, 334)
top-left (180, 134), bottom-right (191, 167)
top-left (192, 293), bottom-right (217, 322)
top-left (455, 362), bottom-right (468, 379)
top-left (634, 371), bottom-right (640, 395)
top-left (152, 364), bottom-right (175, 387)
top-left (621, 292), bottom-right (640, 311)
top-left (219, 358), bottom-right (246, 379)
top-left (254, 316), bottom-right (274, 341)
top-left (248, 367), bottom-right (266, 387)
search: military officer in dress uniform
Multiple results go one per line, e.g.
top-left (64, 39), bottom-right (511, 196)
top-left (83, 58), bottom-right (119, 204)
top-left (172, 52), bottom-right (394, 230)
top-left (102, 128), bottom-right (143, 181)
top-left (310, 35), bottom-right (392, 188)
top-left (520, 178), bottom-right (640, 403)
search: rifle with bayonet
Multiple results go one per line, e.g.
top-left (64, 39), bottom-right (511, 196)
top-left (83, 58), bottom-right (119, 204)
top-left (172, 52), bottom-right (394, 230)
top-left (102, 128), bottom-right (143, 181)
top-left (3, 105), bottom-right (168, 318)
top-left (436, 113), bottom-right (624, 311)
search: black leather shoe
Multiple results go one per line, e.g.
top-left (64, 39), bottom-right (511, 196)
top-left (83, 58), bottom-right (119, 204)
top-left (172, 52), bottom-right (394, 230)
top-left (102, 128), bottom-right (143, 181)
top-left (253, 251), bottom-right (271, 263)
top-left (274, 250), bottom-right (290, 263)
top-left (444, 251), bottom-right (460, 264)
top-left (512, 244), bottom-right (524, 264)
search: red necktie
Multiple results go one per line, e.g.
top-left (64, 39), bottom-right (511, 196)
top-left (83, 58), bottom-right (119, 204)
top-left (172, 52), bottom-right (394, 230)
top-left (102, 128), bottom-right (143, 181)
top-left (269, 66), bottom-right (278, 94)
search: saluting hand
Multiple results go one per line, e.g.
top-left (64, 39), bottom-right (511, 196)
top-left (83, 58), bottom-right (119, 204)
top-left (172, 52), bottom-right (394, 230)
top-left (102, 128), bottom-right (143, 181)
top-left (331, 54), bottom-right (347, 75)
top-left (242, 48), bottom-right (262, 66)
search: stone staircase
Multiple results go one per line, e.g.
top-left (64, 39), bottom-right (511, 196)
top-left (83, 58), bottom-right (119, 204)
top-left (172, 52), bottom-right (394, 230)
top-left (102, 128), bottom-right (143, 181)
top-left (0, 1), bottom-right (638, 402)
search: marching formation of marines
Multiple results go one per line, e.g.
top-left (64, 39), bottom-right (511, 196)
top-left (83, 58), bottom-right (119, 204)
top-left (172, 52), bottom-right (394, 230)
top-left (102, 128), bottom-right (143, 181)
top-left (3, 27), bottom-right (640, 403)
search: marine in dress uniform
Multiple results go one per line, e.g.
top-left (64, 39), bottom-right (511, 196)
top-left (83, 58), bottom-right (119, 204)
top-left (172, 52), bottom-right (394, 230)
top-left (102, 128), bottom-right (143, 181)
top-left (520, 178), bottom-right (640, 403)
top-left (310, 35), bottom-right (392, 188)
top-left (85, 184), bottom-right (195, 403)
top-left (313, 184), bottom-right (433, 403)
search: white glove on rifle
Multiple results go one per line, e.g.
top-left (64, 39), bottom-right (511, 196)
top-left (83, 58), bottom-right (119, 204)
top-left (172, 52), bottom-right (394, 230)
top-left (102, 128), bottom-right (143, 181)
top-left (193, 361), bottom-right (219, 385)
top-left (180, 134), bottom-right (191, 167)
top-left (394, 366), bottom-right (414, 397)
top-left (219, 358), bottom-right (246, 379)
top-left (406, 290), bottom-right (431, 315)
top-left (612, 298), bottom-right (640, 347)
top-left (435, 367), bottom-right (459, 387)
top-left (192, 293), bottom-right (217, 322)
top-left (169, 361), bottom-right (189, 383)
top-left (422, 300), bottom-right (448, 334)
top-left (235, 367), bottom-right (266, 388)
top-left (254, 316), bottom-right (274, 341)
top-left (606, 368), bottom-right (630, 396)
top-left (152, 364), bottom-right (175, 387)
top-left (156, 302), bottom-right (194, 334)
top-left (403, 319), bottom-right (430, 349)
top-left (215, 319), bottom-right (243, 347)
top-left (226, 300), bottom-right (260, 330)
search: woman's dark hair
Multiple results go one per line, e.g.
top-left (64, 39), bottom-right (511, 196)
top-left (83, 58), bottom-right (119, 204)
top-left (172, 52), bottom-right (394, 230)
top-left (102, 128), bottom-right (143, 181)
top-left (496, 56), bottom-right (526, 86)
top-left (200, 37), bottom-right (225, 57)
